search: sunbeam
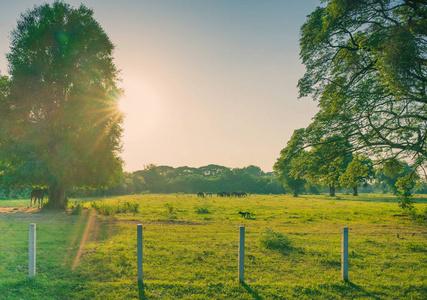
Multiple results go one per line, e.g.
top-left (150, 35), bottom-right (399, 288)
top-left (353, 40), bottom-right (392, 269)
top-left (72, 209), bottom-right (96, 270)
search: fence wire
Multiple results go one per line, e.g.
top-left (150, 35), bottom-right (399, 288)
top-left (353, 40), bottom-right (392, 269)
top-left (1, 223), bottom-right (426, 284)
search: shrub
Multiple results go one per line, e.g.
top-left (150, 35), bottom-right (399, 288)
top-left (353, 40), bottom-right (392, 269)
top-left (260, 228), bottom-right (292, 251)
top-left (90, 201), bottom-right (139, 216)
top-left (164, 203), bottom-right (174, 214)
top-left (398, 195), bottom-right (415, 211)
top-left (69, 201), bottom-right (84, 215)
top-left (194, 205), bottom-right (211, 215)
top-left (163, 203), bottom-right (177, 219)
top-left (119, 201), bottom-right (140, 214)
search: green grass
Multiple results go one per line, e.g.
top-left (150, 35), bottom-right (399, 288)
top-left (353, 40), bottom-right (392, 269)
top-left (0, 193), bottom-right (426, 299)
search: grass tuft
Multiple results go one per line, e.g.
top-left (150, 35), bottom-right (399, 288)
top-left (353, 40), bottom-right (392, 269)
top-left (260, 227), bottom-right (293, 252)
top-left (194, 205), bottom-right (211, 214)
top-left (90, 200), bottom-right (139, 215)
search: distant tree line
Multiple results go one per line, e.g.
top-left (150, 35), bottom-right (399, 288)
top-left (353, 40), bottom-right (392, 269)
top-left (0, 164), bottom-right (285, 199)
top-left (2, 161), bottom-right (427, 200)
top-left (99, 164), bottom-right (286, 196)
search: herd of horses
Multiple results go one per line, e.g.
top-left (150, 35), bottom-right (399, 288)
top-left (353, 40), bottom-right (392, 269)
top-left (196, 191), bottom-right (252, 219)
top-left (28, 189), bottom-right (249, 209)
top-left (29, 189), bottom-right (253, 219)
top-left (197, 191), bottom-right (248, 198)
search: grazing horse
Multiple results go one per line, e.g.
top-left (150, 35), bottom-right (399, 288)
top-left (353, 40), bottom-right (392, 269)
top-left (238, 211), bottom-right (251, 219)
top-left (31, 189), bottom-right (47, 208)
top-left (197, 191), bottom-right (205, 197)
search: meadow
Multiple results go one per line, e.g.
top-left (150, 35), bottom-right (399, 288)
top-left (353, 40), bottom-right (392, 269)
top-left (0, 193), bottom-right (426, 299)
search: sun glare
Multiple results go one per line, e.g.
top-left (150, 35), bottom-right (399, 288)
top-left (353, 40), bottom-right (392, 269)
top-left (119, 78), bottom-right (165, 138)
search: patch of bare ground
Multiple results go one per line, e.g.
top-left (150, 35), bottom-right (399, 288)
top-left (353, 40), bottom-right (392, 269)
top-left (0, 206), bottom-right (70, 222)
top-left (0, 207), bottom-right (39, 214)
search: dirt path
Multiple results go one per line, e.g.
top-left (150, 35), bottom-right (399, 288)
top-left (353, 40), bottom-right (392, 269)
top-left (0, 207), bottom-right (40, 213)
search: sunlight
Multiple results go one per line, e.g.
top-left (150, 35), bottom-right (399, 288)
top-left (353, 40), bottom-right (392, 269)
top-left (72, 209), bottom-right (96, 270)
top-left (86, 89), bottom-right (125, 151)
top-left (119, 77), bottom-right (165, 138)
top-left (61, 212), bottom-right (88, 268)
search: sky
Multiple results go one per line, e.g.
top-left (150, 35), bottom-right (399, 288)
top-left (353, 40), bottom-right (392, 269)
top-left (0, 0), bottom-right (321, 173)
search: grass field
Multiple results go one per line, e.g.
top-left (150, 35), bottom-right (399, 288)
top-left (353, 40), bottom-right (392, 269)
top-left (0, 193), bottom-right (426, 299)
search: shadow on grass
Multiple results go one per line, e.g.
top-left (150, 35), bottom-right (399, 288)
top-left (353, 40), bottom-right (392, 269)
top-left (324, 194), bottom-right (427, 204)
top-left (138, 281), bottom-right (146, 300)
top-left (0, 276), bottom-right (89, 299)
top-left (292, 281), bottom-right (386, 299)
top-left (241, 282), bottom-right (263, 300)
top-left (345, 281), bottom-right (383, 300)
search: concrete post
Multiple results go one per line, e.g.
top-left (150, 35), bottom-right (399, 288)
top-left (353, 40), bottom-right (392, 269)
top-left (137, 224), bottom-right (143, 282)
top-left (29, 223), bottom-right (36, 278)
top-left (238, 226), bottom-right (245, 282)
top-left (342, 227), bottom-right (349, 281)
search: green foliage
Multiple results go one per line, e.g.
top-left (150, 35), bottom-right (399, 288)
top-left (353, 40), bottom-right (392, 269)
top-left (0, 163), bottom-right (288, 198)
top-left (1, 2), bottom-right (123, 209)
top-left (194, 205), bottom-right (211, 214)
top-left (0, 186), bottom-right (32, 200)
top-left (275, 130), bottom-right (354, 197)
top-left (260, 228), bottom-right (292, 252)
top-left (274, 129), bottom-right (307, 197)
top-left (163, 202), bottom-right (177, 219)
top-left (90, 201), bottom-right (115, 216)
top-left (108, 164), bottom-right (285, 195)
top-left (301, 137), bottom-right (353, 196)
top-left (396, 174), bottom-right (419, 212)
top-left (383, 159), bottom-right (405, 178)
top-left (375, 160), bottom-right (416, 195)
top-left (90, 201), bottom-right (139, 216)
top-left (298, 0), bottom-right (426, 182)
top-left (68, 201), bottom-right (84, 215)
top-left (339, 154), bottom-right (373, 196)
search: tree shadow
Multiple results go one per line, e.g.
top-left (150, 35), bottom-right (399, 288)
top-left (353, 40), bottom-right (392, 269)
top-left (241, 282), bottom-right (263, 300)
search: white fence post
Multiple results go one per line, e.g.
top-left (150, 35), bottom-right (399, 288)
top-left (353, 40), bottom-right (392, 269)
top-left (29, 223), bottom-right (36, 279)
top-left (137, 224), bottom-right (143, 283)
top-left (238, 226), bottom-right (245, 283)
top-left (342, 227), bottom-right (349, 281)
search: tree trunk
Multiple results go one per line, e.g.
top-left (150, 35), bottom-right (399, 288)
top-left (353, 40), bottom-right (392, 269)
top-left (292, 186), bottom-right (299, 197)
top-left (46, 184), bottom-right (68, 209)
top-left (329, 185), bottom-right (336, 197)
top-left (352, 186), bottom-right (358, 196)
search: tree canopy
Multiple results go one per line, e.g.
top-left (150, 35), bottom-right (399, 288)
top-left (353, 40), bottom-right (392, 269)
top-left (298, 0), bottom-right (426, 168)
top-left (274, 129), bottom-right (307, 197)
top-left (0, 2), bottom-right (123, 208)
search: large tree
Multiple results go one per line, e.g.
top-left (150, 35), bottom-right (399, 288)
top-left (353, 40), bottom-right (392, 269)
top-left (339, 154), bottom-right (373, 196)
top-left (0, 74), bottom-right (10, 177)
top-left (0, 2), bottom-right (123, 208)
top-left (299, 0), bottom-right (426, 169)
top-left (292, 135), bottom-right (353, 197)
top-left (274, 129), bottom-right (307, 197)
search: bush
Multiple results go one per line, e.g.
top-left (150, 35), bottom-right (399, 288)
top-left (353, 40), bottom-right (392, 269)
top-left (194, 205), bottom-right (212, 215)
top-left (398, 195), bottom-right (415, 211)
top-left (90, 201), bottom-right (139, 216)
top-left (69, 201), bottom-right (84, 215)
top-left (195, 207), bottom-right (211, 215)
top-left (163, 203), bottom-right (177, 219)
top-left (118, 201), bottom-right (140, 214)
top-left (260, 228), bottom-right (292, 251)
